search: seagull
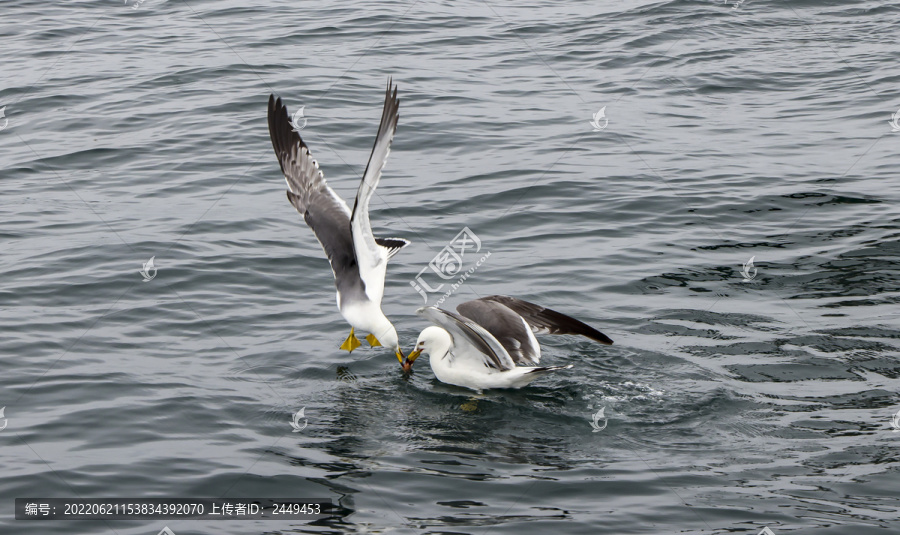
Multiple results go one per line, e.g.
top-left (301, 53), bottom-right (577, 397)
top-left (268, 79), bottom-right (409, 363)
top-left (402, 295), bottom-right (613, 392)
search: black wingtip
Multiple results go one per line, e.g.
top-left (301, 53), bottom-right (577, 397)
top-left (385, 77), bottom-right (399, 114)
top-left (590, 329), bottom-right (614, 345)
top-left (526, 364), bottom-right (575, 375)
top-left (374, 237), bottom-right (410, 249)
top-left (542, 305), bottom-right (613, 345)
top-left (267, 93), bottom-right (282, 120)
top-left (483, 295), bottom-right (614, 346)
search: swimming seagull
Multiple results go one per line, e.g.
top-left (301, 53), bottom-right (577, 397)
top-left (402, 295), bottom-right (613, 392)
top-left (267, 79), bottom-right (409, 362)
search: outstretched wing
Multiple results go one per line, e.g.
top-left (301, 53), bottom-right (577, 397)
top-left (476, 296), bottom-right (613, 345)
top-left (457, 298), bottom-right (543, 365)
top-left (268, 94), bottom-right (358, 285)
top-left (350, 78), bottom-right (403, 304)
top-left (417, 306), bottom-right (517, 371)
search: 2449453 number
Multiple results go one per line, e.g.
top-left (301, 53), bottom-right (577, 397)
top-left (271, 503), bottom-right (321, 515)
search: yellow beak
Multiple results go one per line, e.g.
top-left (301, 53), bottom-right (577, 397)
top-left (395, 349), bottom-right (405, 364)
top-left (400, 349), bottom-right (421, 373)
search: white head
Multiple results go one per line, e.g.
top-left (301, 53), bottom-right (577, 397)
top-left (381, 324), bottom-right (400, 353)
top-left (371, 317), bottom-right (403, 364)
top-left (402, 326), bottom-right (452, 372)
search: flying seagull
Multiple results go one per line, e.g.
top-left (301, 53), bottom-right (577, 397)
top-left (402, 295), bottom-right (613, 392)
top-left (268, 79), bottom-right (410, 362)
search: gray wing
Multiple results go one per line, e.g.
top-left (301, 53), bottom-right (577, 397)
top-left (476, 295), bottom-right (613, 345)
top-left (268, 94), bottom-right (361, 289)
top-left (456, 299), bottom-right (543, 365)
top-left (350, 78), bottom-right (404, 304)
top-left (416, 306), bottom-right (517, 371)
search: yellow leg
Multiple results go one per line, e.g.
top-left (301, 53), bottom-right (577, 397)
top-left (460, 397), bottom-right (479, 412)
top-left (339, 328), bottom-right (362, 352)
top-left (365, 333), bottom-right (382, 348)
